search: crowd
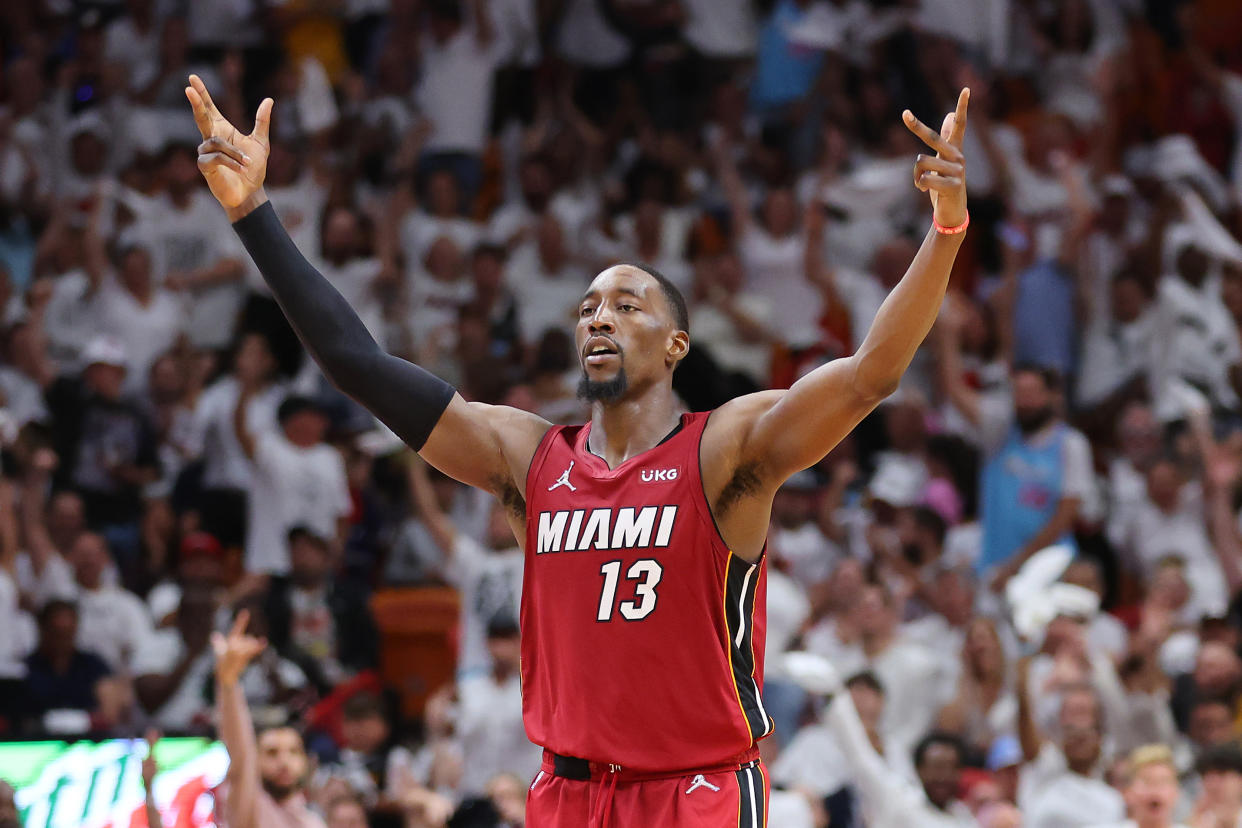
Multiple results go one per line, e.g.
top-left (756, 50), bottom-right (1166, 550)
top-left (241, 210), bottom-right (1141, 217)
top-left (3, 0), bottom-right (1242, 826)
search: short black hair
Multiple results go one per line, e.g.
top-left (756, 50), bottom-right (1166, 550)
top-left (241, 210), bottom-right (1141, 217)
top-left (39, 598), bottom-right (77, 627)
top-left (845, 670), bottom-right (885, 696)
top-left (913, 731), bottom-right (965, 768)
top-left (911, 506), bottom-right (947, 545)
top-left (1012, 362), bottom-right (1062, 393)
top-left (1197, 743), bottom-right (1242, 776)
top-left (277, 395), bottom-right (326, 424)
top-left (342, 691), bottom-right (387, 721)
top-left (620, 262), bottom-right (689, 334)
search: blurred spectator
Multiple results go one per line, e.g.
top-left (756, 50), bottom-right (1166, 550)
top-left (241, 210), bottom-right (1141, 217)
top-left (132, 582), bottom-right (216, 731)
top-left (21, 599), bottom-right (127, 735)
top-left (408, 455), bottom-right (521, 677)
top-left (237, 394), bottom-right (350, 579)
top-left (1085, 744), bottom-right (1182, 828)
top-left (266, 527), bottom-right (379, 691)
top-left (66, 531), bottom-right (154, 671)
top-left (453, 616), bottom-right (540, 797)
top-left (46, 336), bottom-right (161, 556)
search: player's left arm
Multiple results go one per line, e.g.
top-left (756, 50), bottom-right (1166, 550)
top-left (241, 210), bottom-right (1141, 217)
top-left (739, 90), bottom-right (970, 480)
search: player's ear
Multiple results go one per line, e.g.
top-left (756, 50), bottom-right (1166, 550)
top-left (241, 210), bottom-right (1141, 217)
top-left (667, 330), bottom-right (689, 367)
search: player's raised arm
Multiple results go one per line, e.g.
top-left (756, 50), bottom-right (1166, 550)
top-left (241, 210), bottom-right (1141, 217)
top-left (184, 76), bottom-right (549, 495)
top-left (735, 89), bottom-right (971, 480)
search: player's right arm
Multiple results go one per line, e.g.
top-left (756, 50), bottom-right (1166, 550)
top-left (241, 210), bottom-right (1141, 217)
top-left (185, 76), bottom-right (549, 496)
top-left (212, 611), bottom-right (266, 828)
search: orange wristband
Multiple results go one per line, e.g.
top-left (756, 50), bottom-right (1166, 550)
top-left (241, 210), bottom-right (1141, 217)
top-left (933, 211), bottom-right (970, 235)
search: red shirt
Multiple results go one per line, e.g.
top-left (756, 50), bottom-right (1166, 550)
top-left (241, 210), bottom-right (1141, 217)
top-left (521, 411), bottom-right (771, 771)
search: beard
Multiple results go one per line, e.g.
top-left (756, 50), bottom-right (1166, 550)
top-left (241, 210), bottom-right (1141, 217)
top-left (578, 367), bottom-right (629, 404)
top-left (261, 777), bottom-right (300, 802)
top-left (1015, 405), bottom-right (1055, 435)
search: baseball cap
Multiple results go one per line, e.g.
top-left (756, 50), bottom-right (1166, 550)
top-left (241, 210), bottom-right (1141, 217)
top-left (81, 336), bottom-right (128, 370)
top-left (179, 531), bottom-right (223, 561)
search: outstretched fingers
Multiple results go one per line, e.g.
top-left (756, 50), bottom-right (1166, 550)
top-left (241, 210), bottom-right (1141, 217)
top-left (185, 85), bottom-right (214, 140)
top-left (949, 87), bottom-right (970, 148)
top-left (252, 98), bottom-right (273, 145)
top-left (230, 609), bottom-right (251, 639)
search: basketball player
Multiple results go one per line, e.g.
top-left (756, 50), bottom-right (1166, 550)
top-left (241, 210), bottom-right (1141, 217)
top-left (187, 74), bottom-right (970, 827)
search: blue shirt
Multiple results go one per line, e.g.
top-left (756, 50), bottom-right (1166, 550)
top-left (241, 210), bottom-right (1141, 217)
top-left (751, 0), bottom-right (825, 112)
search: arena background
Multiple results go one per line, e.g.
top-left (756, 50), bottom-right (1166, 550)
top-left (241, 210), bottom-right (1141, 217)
top-left (4, 1), bottom-right (1242, 826)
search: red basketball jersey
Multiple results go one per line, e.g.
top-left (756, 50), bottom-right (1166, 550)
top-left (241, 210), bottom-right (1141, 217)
top-left (520, 410), bottom-right (771, 771)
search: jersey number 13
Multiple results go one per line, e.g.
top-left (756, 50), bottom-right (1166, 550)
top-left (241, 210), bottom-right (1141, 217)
top-left (597, 559), bottom-right (663, 621)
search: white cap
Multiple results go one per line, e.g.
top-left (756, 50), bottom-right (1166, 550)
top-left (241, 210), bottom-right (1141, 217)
top-left (67, 111), bottom-right (108, 141)
top-left (81, 336), bottom-right (128, 369)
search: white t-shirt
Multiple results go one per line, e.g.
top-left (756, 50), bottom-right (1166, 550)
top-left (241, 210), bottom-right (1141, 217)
top-left (771, 721), bottom-right (916, 797)
top-left (245, 431), bottom-right (350, 575)
top-left (738, 227), bottom-right (823, 349)
top-left (0, 366), bottom-right (49, 428)
top-left (0, 569), bottom-right (34, 677)
top-left (810, 634), bottom-right (951, 753)
top-left (89, 279), bottom-right (185, 393)
top-left (44, 269), bottom-right (97, 367)
top-left (103, 16), bottom-right (160, 92)
top-left (313, 255), bottom-right (386, 342)
top-left (691, 293), bottom-right (775, 384)
top-left (1076, 311), bottom-right (1157, 408)
top-left (1150, 274), bottom-right (1242, 414)
top-left (73, 584), bottom-right (155, 671)
top-left (266, 175), bottom-right (328, 268)
top-left (1109, 482), bottom-right (1227, 620)
top-left (444, 536), bottom-right (523, 677)
top-left (416, 28), bottom-right (501, 155)
top-left (136, 191), bottom-right (245, 349)
top-left (406, 272), bottom-right (475, 351)
top-left (131, 629), bottom-right (215, 730)
top-left (554, 0), bottom-right (630, 68)
top-left (455, 671), bottom-right (542, 796)
top-left (15, 550), bottom-right (76, 607)
top-left (681, 0), bottom-right (756, 57)
top-left (188, 378), bottom-right (287, 491)
top-left (1021, 744), bottom-right (1126, 828)
top-left (400, 213), bottom-right (481, 273)
top-left (507, 253), bottom-right (584, 345)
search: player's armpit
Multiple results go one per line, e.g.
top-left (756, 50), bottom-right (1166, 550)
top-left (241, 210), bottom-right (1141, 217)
top-left (419, 395), bottom-right (552, 510)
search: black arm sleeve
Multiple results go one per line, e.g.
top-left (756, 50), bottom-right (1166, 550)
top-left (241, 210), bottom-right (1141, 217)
top-left (232, 201), bottom-right (454, 450)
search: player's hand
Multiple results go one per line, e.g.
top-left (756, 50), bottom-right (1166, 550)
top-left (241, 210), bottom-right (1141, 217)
top-left (211, 609), bottom-right (266, 686)
top-left (184, 74), bottom-right (272, 211)
top-left (903, 88), bottom-right (969, 229)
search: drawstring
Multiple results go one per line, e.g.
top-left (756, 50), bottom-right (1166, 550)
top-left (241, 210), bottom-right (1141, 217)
top-left (594, 764), bottom-right (621, 827)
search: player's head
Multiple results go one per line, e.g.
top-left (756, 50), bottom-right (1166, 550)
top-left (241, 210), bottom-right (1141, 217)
top-left (0, 778), bottom-right (18, 828)
top-left (913, 732), bottom-right (964, 811)
top-left (576, 263), bottom-right (689, 406)
top-left (256, 723), bottom-right (309, 801)
top-left (1122, 745), bottom-right (1179, 825)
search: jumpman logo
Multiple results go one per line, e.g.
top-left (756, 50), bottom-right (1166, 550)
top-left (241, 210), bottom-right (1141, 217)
top-left (548, 461), bottom-right (578, 492)
top-left (685, 775), bottom-right (720, 795)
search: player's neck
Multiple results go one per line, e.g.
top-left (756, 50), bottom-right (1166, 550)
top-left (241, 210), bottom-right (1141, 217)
top-left (587, 384), bottom-right (683, 470)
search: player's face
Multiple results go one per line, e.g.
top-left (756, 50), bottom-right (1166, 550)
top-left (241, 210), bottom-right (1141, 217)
top-left (1124, 763), bottom-right (1178, 823)
top-left (576, 266), bottom-right (686, 404)
top-left (258, 728), bottom-right (308, 800)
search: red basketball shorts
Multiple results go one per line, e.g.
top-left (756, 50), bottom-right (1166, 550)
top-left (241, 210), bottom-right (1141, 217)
top-left (526, 752), bottom-right (769, 827)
